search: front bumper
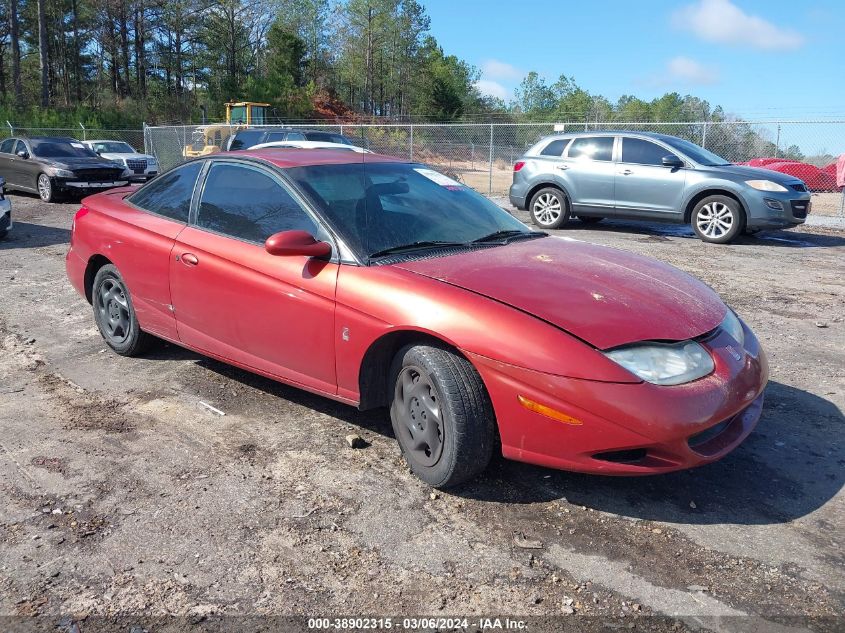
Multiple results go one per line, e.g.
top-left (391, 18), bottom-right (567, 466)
top-left (742, 187), bottom-right (811, 228)
top-left (0, 198), bottom-right (11, 233)
top-left (56, 178), bottom-right (129, 191)
top-left (466, 323), bottom-right (768, 475)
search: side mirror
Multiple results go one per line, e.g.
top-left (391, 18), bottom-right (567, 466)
top-left (265, 230), bottom-right (332, 258)
top-left (662, 155), bottom-right (684, 168)
top-left (16, 150), bottom-right (28, 159)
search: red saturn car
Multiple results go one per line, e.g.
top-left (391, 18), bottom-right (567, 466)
top-left (66, 149), bottom-right (768, 487)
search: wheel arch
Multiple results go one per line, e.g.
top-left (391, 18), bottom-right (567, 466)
top-left (83, 254), bottom-right (114, 304)
top-left (683, 188), bottom-right (747, 226)
top-left (525, 181), bottom-right (570, 211)
top-left (357, 328), bottom-right (480, 411)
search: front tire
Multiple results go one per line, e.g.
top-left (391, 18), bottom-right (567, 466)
top-left (389, 344), bottom-right (496, 488)
top-left (37, 173), bottom-right (57, 203)
top-left (529, 187), bottom-right (570, 229)
top-left (692, 195), bottom-right (743, 244)
top-left (92, 264), bottom-right (153, 356)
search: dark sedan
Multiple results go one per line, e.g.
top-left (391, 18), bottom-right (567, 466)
top-left (0, 136), bottom-right (129, 202)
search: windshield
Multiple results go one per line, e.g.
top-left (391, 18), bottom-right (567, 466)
top-left (285, 162), bottom-right (533, 261)
top-left (663, 137), bottom-right (731, 166)
top-left (91, 141), bottom-right (135, 154)
top-left (32, 140), bottom-right (98, 159)
top-left (229, 130), bottom-right (265, 150)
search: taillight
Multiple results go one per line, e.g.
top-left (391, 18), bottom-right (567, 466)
top-left (514, 161), bottom-right (525, 172)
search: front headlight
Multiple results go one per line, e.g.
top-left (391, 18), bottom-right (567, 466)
top-left (720, 309), bottom-right (745, 346)
top-left (53, 168), bottom-right (75, 178)
top-left (746, 179), bottom-right (788, 192)
top-left (605, 341), bottom-right (714, 386)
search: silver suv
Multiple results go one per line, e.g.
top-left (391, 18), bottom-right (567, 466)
top-left (509, 132), bottom-right (811, 243)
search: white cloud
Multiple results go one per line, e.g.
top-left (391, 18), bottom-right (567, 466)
top-left (666, 56), bottom-right (719, 84)
top-left (672, 0), bottom-right (804, 51)
top-left (474, 79), bottom-right (509, 101)
top-left (480, 59), bottom-right (523, 81)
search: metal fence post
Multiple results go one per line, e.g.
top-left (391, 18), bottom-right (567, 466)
top-left (488, 124), bottom-right (494, 196)
top-left (79, 122), bottom-right (86, 140)
top-left (409, 123), bottom-right (414, 161)
top-left (775, 123), bottom-right (781, 157)
top-left (701, 120), bottom-right (707, 149)
top-left (6, 121), bottom-right (13, 135)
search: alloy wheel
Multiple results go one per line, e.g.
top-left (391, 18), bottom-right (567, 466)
top-left (532, 192), bottom-right (562, 226)
top-left (37, 175), bottom-right (52, 202)
top-left (96, 277), bottom-right (132, 343)
top-left (393, 365), bottom-right (444, 467)
top-left (696, 202), bottom-right (734, 240)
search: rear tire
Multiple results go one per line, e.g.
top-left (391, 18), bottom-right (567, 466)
top-left (92, 264), bottom-right (153, 356)
top-left (529, 187), bottom-right (570, 229)
top-left (691, 195), bottom-right (743, 244)
top-left (389, 344), bottom-right (496, 488)
top-left (577, 215), bottom-right (603, 224)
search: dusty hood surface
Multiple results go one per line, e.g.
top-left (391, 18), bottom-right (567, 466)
top-left (394, 236), bottom-right (727, 349)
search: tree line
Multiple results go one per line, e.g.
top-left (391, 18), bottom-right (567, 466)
top-left (0, 0), bottom-right (809, 161)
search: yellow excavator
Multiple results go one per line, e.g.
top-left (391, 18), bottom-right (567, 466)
top-left (183, 102), bottom-right (271, 158)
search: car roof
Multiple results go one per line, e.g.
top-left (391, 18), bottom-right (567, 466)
top-left (84, 139), bottom-right (131, 144)
top-left (544, 130), bottom-right (681, 142)
top-left (233, 127), bottom-right (299, 133)
top-left (223, 148), bottom-right (405, 168)
top-left (25, 136), bottom-right (80, 143)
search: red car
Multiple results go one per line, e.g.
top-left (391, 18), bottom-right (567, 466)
top-left (66, 150), bottom-right (768, 487)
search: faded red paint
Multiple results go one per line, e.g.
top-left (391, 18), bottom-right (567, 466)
top-left (66, 151), bottom-right (767, 476)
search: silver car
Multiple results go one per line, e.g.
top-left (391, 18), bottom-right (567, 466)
top-left (509, 132), bottom-right (811, 243)
top-left (82, 140), bottom-right (159, 182)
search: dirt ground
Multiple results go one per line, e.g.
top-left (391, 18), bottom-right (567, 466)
top-left (0, 191), bottom-right (843, 632)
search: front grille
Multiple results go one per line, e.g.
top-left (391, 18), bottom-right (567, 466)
top-left (789, 183), bottom-right (807, 192)
top-left (126, 159), bottom-right (147, 173)
top-left (790, 200), bottom-right (810, 219)
top-left (72, 168), bottom-right (124, 181)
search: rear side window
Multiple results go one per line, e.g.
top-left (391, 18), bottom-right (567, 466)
top-left (622, 138), bottom-right (676, 166)
top-left (196, 163), bottom-right (319, 243)
top-left (567, 137), bottom-right (614, 162)
top-left (129, 161), bottom-right (202, 222)
top-left (540, 139), bottom-right (567, 157)
top-left (0, 139), bottom-right (15, 154)
top-left (228, 130), bottom-right (264, 150)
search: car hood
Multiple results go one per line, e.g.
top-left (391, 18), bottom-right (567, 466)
top-left (719, 164), bottom-right (802, 183)
top-left (393, 236), bottom-right (727, 350)
top-left (49, 157), bottom-right (124, 170)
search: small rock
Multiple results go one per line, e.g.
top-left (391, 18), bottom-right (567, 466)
top-left (689, 501), bottom-right (697, 509)
top-left (561, 606), bottom-right (575, 615)
top-left (814, 322), bottom-right (828, 328)
top-left (651, 528), bottom-right (663, 534)
top-left (345, 434), bottom-right (367, 449)
top-left (513, 532), bottom-right (543, 549)
top-left (429, 492), bottom-right (439, 500)
top-left (633, 603), bottom-right (642, 611)
top-left (24, 337), bottom-right (35, 345)
top-left (563, 597), bottom-right (574, 606)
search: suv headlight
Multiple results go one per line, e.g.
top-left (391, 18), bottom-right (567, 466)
top-left (746, 179), bottom-right (788, 192)
top-left (605, 341), bottom-right (714, 386)
top-left (53, 168), bottom-right (75, 178)
top-left (720, 309), bottom-right (745, 346)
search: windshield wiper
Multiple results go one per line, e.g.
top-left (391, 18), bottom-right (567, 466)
top-left (471, 229), bottom-right (545, 244)
top-left (368, 241), bottom-right (466, 260)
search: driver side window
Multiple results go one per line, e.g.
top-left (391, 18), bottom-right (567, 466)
top-left (196, 163), bottom-right (320, 243)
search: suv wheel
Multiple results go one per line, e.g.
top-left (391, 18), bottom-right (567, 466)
top-left (529, 187), bottom-right (570, 229)
top-left (692, 195), bottom-right (743, 244)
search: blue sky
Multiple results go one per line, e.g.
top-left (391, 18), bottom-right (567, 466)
top-left (424, 0), bottom-right (845, 120)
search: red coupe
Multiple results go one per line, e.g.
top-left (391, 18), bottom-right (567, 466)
top-left (66, 149), bottom-right (768, 487)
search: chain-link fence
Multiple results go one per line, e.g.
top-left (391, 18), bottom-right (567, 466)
top-left (1, 124), bottom-right (145, 152)
top-left (4, 120), bottom-right (843, 216)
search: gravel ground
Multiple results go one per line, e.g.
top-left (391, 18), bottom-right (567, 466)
top-left (0, 192), bottom-right (843, 632)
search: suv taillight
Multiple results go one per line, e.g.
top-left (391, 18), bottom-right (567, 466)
top-left (514, 161), bottom-right (525, 172)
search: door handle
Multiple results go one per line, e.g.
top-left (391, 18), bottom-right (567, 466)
top-left (179, 253), bottom-right (199, 266)
top-left (555, 164), bottom-right (570, 171)
top-left (621, 169), bottom-right (633, 175)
